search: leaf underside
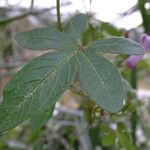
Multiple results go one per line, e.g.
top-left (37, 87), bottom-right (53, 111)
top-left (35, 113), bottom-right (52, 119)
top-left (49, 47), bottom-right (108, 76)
top-left (0, 13), bottom-right (144, 132)
top-left (86, 37), bottom-right (144, 55)
top-left (63, 13), bottom-right (88, 44)
top-left (0, 50), bottom-right (76, 132)
top-left (30, 104), bottom-right (55, 131)
top-left (15, 27), bottom-right (75, 50)
top-left (77, 51), bottom-right (124, 113)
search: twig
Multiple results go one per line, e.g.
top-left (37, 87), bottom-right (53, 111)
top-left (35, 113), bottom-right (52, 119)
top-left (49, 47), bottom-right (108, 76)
top-left (30, 0), bottom-right (34, 10)
top-left (0, 9), bottom-right (49, 26)
top-left (56, 0), bottom-right (62, 31)
top-left (0, 2), bottom-right (71, 26)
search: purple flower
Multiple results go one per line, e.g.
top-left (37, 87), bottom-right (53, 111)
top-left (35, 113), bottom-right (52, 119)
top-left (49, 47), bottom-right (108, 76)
top-left (125, 34), bottom-right (150, 69)
top-left (141, 34), bottom-right (150, 51)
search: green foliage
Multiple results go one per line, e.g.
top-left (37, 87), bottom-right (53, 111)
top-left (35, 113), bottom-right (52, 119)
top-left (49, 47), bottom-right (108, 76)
top-left (102, 134), bottom-right (116, 147)
top-left (0, 50), bottom-right (76, 132)
top-left (100, 124), bottom-right (114, 135)
top-left (100, 22), bottom-right (122, 36)
top-left (15, 27), bottom-right (74, 50)
top-left (77, 51), bottom-right (124, 112)
top-left (0, 13), bottom-right (144, 132)
top-left (63, 13), bottom-right (87, 43)
top-left (30, 104), bottom-right (55, 131)
top-left (116, 122), bottom-right (136, 150)
top-left (86, 37), bottom-right (144, 55)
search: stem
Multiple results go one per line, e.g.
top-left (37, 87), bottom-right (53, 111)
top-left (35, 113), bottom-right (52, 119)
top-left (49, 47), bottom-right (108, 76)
top-left (131, 67), bottom-right (137, 89)
top-left (130, 0), bottom-right (150, 145)
top-left (130, 67), bottom-right (137, 145)
top-left (138, 0), bottom-right (150, 34)
top-left (56, 0), bottom-right (62, 31)
top-left (89, 0), bottom-right (92, 15)
top-left (30, 0), bottom-right (34, 10)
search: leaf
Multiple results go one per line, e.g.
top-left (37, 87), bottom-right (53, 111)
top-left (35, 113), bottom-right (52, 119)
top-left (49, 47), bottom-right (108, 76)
top-left (0, 50), bottom-right (76, 132)
top-left (117, 122), bottom-right (125, 132)
top-left (0, 13), bottom-right (145, 133)
top-left (102, 134), bottom-right (116, 147)
top-left (63, 13), bottom-right (88, 44)
top-left (82, 24), bottom-right (100, 45)
top-left (30, 104), bottom-right (55, 131)
top-left (33, 138), bottom-right (44, 150)
top-left (100, 124), bottom-right (114, 134)
top-left (15, 27), bottom-right (74, 50)
top-left (116, 123), bottom-right (136, 150)
top-left (77, 51), bottom-right (124, 113)
top-left (117, 130), bottom-right (136, 150)
top-left (86, 37), bottom-right (144, 55)
top-left (100, 22), bottom-right (122, 36)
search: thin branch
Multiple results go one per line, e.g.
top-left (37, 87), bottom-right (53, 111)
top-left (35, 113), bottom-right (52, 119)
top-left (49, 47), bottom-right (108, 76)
top-left (30, 0), bottom-right (34, 10)
top-left (56, 0), bottom-right (62, 31)
top-left (0, 2), bottom-right (71, 26)
top-left (0, 9), bottom-right (50, 26)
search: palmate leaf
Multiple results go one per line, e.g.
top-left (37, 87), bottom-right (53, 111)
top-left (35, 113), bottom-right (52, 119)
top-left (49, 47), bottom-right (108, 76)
top-left (15, 14), bottom-right (88, 51)
top-left (0, 13), bottom-right (144, 132)
top-left (29, 14), bottom-right (88, 130)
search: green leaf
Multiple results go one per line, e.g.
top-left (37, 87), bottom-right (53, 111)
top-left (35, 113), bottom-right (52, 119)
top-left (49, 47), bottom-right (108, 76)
top-left (30, 104), bottom-right (55, 131)
top-left (117, 130), bottom-right (136, 150)
top-left (0, 13), bottom-right (145, 133)
top-left (33, 138), bottom-right (44, 150)
top-left (15, 27), bottom-right (74, 50)
top-left (100, 22), bottom-right (122, 36)
top-left (63, 13), bottom-right (88, 44)
top-left (116, 123), bottom-right (136, 150)
top-left (0, 50), bottom-right (76, 132)
top-left (77, 51), bottom-right (124, 113)
top-left (86, 37), bottom-right (144, 55)
top-left (102, 134), bottom-right (116, 147)
top-left (100, 124), bottom-right (114, 134)
top-left (117, 122), bottom-right (126, 132)
top-left (82, 24), bottom-right (100, 45)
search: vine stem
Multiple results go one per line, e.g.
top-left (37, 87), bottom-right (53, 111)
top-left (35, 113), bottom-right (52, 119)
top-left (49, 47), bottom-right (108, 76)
top-left (56, 0), bottom-right (62, 31)
top-left (130, 0), bottom-right (150, 145)
top-left (138, 0), bottom-right (150, 34)
top-left (30, 0), bottom-right (34, 10)
top-left (130, 67), bottom-right (137, 145)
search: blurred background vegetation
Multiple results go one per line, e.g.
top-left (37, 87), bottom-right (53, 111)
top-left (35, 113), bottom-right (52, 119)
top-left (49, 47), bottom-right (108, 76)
top-left (0, 0), bottom-right (150, 150)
